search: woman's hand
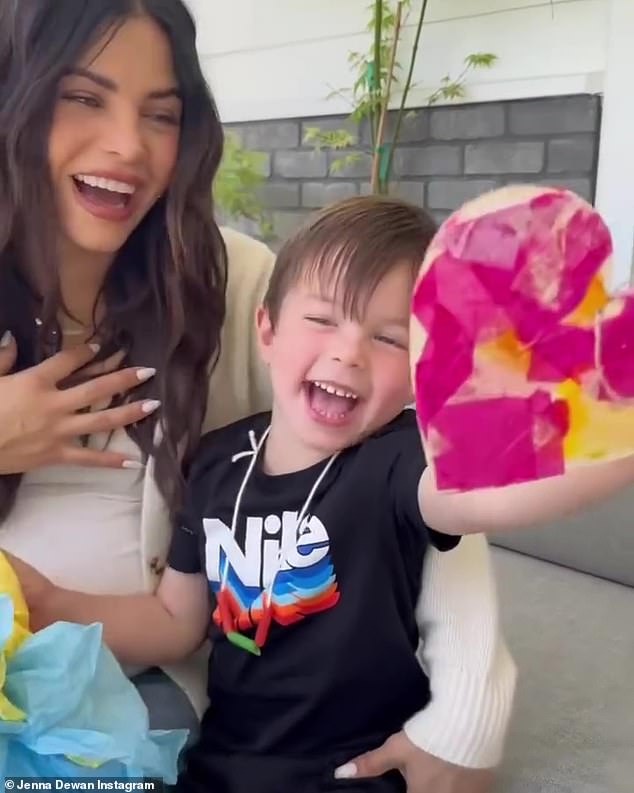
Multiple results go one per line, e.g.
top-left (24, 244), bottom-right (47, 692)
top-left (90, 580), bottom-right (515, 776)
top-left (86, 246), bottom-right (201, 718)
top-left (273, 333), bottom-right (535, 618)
top-left (335, 732), bottom-right (494, 793)
top-left (0, 331), bottom-right (160, 474)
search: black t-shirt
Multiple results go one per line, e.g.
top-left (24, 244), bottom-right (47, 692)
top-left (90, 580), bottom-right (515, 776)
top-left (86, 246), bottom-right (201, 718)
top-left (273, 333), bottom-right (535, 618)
top-left (169, 409), bottom-right (458, 759)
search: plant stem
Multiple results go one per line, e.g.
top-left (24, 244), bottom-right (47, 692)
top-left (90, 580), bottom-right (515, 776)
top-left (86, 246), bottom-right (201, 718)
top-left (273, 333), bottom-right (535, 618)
top-left (371, 1), bottom-right (403, 193)
top-left (385, 0), bottom-right (429, 187)
top-left (371, 0), bottom-right (383, 146)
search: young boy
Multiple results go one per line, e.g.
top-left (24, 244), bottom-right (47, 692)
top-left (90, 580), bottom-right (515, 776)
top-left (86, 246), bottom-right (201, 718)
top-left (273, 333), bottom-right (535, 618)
top-left (13, 197), bottom-right (634, 792)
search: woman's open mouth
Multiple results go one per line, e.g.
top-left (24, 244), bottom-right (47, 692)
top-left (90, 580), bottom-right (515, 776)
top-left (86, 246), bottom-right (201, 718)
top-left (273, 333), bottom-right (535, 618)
top-left (71, 173), bottom-right (138, 222)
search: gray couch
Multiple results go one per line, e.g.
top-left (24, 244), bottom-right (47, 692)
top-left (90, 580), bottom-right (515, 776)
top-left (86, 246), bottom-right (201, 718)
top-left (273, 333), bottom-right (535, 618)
top-left (490, 487), bottom-right (634, 793)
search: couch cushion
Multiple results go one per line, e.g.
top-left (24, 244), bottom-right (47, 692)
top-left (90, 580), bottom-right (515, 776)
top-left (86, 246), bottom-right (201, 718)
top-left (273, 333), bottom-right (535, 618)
top-left (492, 547), bottom-right (633, 793)
top-left (491, 486), bottom-right (634, 587)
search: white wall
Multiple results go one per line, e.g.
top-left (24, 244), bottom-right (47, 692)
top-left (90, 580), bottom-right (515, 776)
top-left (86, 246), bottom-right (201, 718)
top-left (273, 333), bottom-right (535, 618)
top-left (190, 0), bottom-right (608, 124)
top-left (189, 0), bottom-right (633, 284)
top-left (595, 0), bottom-right (634, 286)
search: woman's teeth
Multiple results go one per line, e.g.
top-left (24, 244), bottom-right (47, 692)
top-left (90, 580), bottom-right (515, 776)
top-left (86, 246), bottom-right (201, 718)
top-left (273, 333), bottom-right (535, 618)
top-left (74, 174), bottom-right (136, 195)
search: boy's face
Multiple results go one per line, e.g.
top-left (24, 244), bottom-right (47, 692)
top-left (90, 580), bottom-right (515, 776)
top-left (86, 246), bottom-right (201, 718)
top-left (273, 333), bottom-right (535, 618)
top-left (256, 261), bottom-right (414, 458)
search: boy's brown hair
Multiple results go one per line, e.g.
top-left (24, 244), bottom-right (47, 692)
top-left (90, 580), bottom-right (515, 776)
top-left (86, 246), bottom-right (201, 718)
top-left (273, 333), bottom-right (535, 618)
top-left (263, 195), bottom-right (437, 326)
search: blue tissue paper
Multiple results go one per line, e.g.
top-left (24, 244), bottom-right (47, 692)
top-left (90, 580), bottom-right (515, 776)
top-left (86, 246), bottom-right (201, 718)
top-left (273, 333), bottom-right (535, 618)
top-left (0, 597), bottom-right (187, 783)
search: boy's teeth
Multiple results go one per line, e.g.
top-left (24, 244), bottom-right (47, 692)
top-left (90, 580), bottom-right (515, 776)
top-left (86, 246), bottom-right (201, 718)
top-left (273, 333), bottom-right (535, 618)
top-left (313, 381), bottom-right (358, 400)
top-left (75, 174), bottom-right (136, 194)
top-left (315, 408), bottom-right (349, 420)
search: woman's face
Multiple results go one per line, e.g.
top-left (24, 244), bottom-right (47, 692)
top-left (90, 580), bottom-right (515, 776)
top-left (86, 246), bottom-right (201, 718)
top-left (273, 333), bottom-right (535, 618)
top-left (48, 15), bottom-right (182, 258)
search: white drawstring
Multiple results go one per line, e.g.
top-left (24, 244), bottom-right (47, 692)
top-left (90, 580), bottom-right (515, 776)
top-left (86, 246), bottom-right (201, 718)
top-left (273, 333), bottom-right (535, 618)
top-left (221, 426), bottom-right (271, 590)
top-left (221, 425), bottom-right (338, 605)
top-left (262, 451), bottom-right (339, 607)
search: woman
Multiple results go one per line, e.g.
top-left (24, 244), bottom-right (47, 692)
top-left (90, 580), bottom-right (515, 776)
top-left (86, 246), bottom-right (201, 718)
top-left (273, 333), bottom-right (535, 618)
top-left (0, 1), bottom-right (515, 788)
top-left (0, 0), bottom-right (272, 725)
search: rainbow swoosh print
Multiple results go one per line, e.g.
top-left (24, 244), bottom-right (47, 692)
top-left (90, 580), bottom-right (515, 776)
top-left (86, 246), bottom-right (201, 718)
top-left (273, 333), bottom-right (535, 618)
top-left (211, 548), bottom-right (340, 633)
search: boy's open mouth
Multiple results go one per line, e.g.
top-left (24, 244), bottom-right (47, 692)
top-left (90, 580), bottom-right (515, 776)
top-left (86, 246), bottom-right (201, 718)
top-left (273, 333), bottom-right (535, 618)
top-left (305, 380), bottom-right (360, 421)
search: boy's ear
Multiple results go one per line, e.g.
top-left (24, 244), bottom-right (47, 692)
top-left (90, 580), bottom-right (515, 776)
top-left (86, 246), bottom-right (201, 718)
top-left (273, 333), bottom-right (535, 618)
top-left (255, 305), bottom-right (275, 364)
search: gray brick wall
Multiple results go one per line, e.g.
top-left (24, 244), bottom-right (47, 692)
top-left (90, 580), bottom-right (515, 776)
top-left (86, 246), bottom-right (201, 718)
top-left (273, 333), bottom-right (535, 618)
top-left (224, 94), bottom-right (601, 245)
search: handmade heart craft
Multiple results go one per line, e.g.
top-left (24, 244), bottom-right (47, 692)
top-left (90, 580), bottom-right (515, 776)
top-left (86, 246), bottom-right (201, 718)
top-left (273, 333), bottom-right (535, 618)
top-left (411, 184), bottom-right (634, 492)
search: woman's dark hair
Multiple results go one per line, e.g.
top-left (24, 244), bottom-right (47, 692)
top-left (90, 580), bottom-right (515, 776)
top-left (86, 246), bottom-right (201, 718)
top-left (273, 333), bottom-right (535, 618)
top-left (0, 0), bottom-right (227, 520)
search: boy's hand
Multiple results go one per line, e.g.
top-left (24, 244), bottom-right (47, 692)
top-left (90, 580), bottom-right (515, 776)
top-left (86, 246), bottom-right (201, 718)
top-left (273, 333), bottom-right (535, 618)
top-left (2, 551), bottom-right (56, 631)
top-left (335, 731), bottom-right (494, 793)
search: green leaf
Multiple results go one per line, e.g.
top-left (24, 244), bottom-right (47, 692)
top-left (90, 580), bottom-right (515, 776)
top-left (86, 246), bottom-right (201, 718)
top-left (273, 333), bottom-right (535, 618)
top-left (303, 128), bottom-right (357, 150)
top-left (465, 52), bottom-right (498, 68)
top-left (303, 126), bottom-right (321, 142)
top-left (214, 131), bottom-right (271, 236)
top-left (351, 104), bottom-right (369, 122)
top-left (329, 152), bottom-right (362, 175)
top-left (352, 82), bottom-right (367, 98)
top-left (438, 83), bottom-right (467, 101)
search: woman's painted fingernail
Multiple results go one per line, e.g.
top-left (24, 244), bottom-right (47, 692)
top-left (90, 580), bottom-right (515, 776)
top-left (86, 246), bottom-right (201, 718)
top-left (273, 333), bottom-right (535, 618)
top-left (0, 331), bottom-right (13, 349)
top-left (334, 763), bottom-right (357, 780)
top-left (122, 460), bottom-right (145, 470)
top-left (136, 367), bottom-right (157, 383)
top-left (141, 400), bottom-right (161, 415)
top-left (88, 342), bottom-right (101, 354)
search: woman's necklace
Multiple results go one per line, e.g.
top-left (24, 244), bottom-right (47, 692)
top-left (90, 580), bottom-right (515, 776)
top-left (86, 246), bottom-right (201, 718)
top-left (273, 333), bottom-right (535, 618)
top-left (35, 315), bottom-right (93, 342)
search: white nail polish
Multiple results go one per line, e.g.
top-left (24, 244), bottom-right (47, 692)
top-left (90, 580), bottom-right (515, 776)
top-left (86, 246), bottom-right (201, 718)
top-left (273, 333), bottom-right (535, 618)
top-left (0, 331), bottom-right (12, 349)
top-left (141, 400), bottom-right (161, 415)
top-left (122, 460), bottom-right (145, 470)
top-left (88, 342), bottom-right (101, 354)
top-left (334, 763), bottom-right (357, 780)
top-left (136, 367), bottom-right (157, 382)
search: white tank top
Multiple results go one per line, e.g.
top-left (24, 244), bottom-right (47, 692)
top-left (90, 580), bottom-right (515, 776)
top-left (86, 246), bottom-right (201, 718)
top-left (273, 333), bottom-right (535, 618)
top-left (0, 429), bottom-right (146, 596)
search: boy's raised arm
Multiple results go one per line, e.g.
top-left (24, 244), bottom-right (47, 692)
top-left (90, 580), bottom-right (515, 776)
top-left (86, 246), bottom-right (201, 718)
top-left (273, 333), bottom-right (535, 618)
top-left (418, 455), bottom-right (634, 536)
